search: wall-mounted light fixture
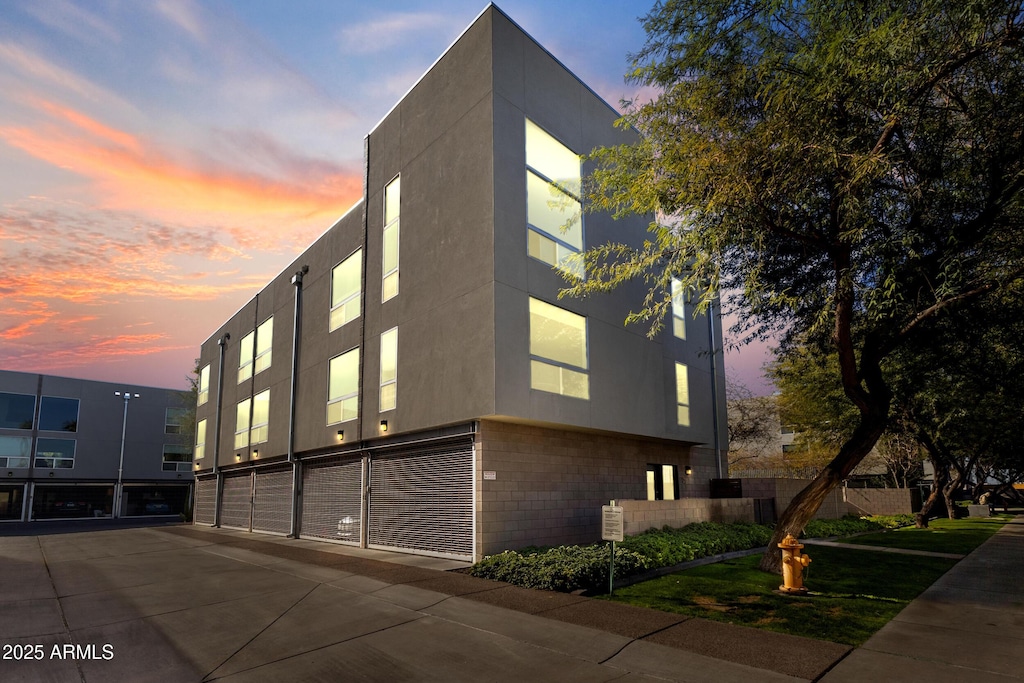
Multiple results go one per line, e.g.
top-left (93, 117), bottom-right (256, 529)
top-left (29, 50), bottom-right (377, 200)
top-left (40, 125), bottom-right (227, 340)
top-left (379, 420), bottom-right (388, 433)
top-left (7, 471), bottom-right (12, 478)
top-left (684, 465), bottom-right (693, 476)
top-left (252, 450), bottom-right (259, 459)
top-left (235, 453), bottom-right (242, 460)
top-left (337, 430), bottom-right (344, 442)
top-left (48, 471), bottom-right (54, 477)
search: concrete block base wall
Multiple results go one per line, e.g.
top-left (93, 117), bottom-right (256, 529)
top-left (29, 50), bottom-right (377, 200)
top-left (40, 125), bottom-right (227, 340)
top-left (475, 420), bottom-right (714, 557)
top-left (844, 487), bottom-right (913, 516)
top-left (619, 498), bottom-right (754, 535)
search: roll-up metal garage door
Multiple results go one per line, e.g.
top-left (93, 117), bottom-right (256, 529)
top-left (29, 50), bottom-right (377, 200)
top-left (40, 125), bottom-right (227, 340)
top-left (368, 440), bottom-right (473, 559)
top-left (300, 457), bottom-right (362, 544)
top-left (252, 467), bottom-right (292, 535)
top-left (220, 473), bottom-right (253, 530)
top-left (193, 476), bottom-right (217, 526)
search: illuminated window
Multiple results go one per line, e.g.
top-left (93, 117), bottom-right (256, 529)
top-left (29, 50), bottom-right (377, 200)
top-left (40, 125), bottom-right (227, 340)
top-left (331, 249), bottom-right (362, 331)
top-left (379, 327), bottom-right (398, 412)
top-left (671, 278), bottom-right (686, 340)
top-left (238, 330), bottom-right (255, 383)
top-left (328, 348), bottom-right (359, 424)
top-left (525, 119), bottom-right (582, 278)
top-left (198, 364), bottom-right (210, 406)
top-left (529, 297), bottom-right (588, 399)
top-left (647, 464), bottom-right (679, 500)
top-left (250, 390), bottom-right (269, 445)
top-left (194, 419), bottom-right (207, 462)
top-left (675, 362), bottom-right (690, 426)
top-left (235, 398), bottom-right (251, 449)
top-left (254, 317), bottom-right (273, 375)
top-left (382, 176), bottom-right (400, 302)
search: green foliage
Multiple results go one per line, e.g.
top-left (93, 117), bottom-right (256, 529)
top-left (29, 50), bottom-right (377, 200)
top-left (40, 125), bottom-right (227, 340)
top-left (468, 545), bottom-right (650, 593)
top-left (620, 522), bottom-right (773, 566)
top-left (802, 514), bottom-right (914, 537)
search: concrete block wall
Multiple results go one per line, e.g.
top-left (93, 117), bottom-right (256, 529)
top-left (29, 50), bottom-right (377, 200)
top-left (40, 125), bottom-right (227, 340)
top-left (475, 420), bottom-right (704, 556)
top-left (844, 487), bottom-right (913, 516)
top-left (619, 498), bottom-right (754, 535)
top-left (774, 479), bottom-right (846, 520)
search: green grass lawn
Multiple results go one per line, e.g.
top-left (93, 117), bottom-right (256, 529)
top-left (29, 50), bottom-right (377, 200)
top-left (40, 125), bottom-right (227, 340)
top-left (604, 515), bottom-right (1009, 646)
top-left (843, 514), bottom-right (1009, 555)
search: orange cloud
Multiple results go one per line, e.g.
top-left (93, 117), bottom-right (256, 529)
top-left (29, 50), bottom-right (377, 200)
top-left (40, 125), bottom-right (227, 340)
top-left (0, 99), bottom-right (361, 223)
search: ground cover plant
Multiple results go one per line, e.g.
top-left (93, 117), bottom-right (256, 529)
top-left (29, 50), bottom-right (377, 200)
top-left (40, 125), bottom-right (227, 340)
top-left (844, 515), bottom-right (1009, 555)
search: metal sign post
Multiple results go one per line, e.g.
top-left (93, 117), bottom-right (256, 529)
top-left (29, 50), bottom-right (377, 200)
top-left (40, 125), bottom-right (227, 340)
top-left (601, 500), bottom-right (624, 595)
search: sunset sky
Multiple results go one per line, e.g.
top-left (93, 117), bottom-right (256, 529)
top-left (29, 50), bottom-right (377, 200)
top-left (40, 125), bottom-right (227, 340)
top-left (0, 0), bottom-right (774, 395)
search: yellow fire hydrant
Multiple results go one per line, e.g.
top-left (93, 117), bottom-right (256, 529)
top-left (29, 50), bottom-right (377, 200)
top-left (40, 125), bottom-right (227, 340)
top-left (778, 534), bottom-right (811, 595)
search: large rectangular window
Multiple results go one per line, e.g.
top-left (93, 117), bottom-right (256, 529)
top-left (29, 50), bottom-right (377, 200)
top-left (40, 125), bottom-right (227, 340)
top-left (162, 445), bottom-right (192, 472)
top-left (39, 396), bottom-right (79, 432)
top-left (382, 176), bottom-right (400, 302)
top-left (328, 348), bottom-right (359, 424)
top-left (0, 392), bottom-right (35, 430)
top-left (676, 362), bottom-right (690, 427)
top-left (250, 389), bottom-right (270, 445)
top-left (238, 330), bottom-right (255, 384)
top-left (194, 418), bottom-right (207, 462)
top-left (0, 436), bottom-right (31, 469)
top-left (35, 438), bottom-right (75, 469)
top-left (330, 249), bottom-right (362, 331)
top-left (235, 398), bottom-right (251, 449)
top-left (525, 119), bottom-right (583, 278)
top-left (671, 278), bottom-right (686, 340)
top-left (379, 327), bottom-right (398, 412)
top-left (529, 297), bottom-right (588, 399)
top-left (254, 317), bottom-right (273, 375)
top-left (198, 364), bottom-right (210, 406)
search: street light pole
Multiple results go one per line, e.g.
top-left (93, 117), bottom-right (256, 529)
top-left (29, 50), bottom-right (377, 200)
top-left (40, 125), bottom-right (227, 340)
top-left (114, 391), bottom-right (139, 518)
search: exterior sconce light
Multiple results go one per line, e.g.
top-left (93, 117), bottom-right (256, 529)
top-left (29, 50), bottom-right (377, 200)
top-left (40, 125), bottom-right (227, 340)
top-left (49, 471), bottom-right (54, 477)
top-left (7, 471), bottom-right (12, 477)
top-left (253, 450), bottom-right (259, 459)
top-left (337, 430), bottom-right (344, 442)
top-left (380, 420), bottom-right (388, 433)
top-left (236, 453), bottom-right (242, 460)
top-left (685, 466), bottom-right (693, 476)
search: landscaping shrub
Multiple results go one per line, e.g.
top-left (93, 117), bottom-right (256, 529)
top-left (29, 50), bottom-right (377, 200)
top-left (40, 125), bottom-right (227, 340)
top-left (468, 544), bottom-right (650, 593)
top-left (866, 514), bottom-right (916, 529)
top-left (803, 517), bottom-right (884, 538)
top-left (620, 522), bottom-right (773, 566)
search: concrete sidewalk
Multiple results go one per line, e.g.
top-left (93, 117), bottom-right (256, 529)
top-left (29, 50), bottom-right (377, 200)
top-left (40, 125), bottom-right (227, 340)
top-left (820, 515), bottom-right (1024, 681)
top-left (0, 517), bottom-right (1019, 682)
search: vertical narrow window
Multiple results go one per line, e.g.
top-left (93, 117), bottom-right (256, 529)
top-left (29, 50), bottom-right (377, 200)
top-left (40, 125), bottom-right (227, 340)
top-left (379, 327), bottom-right (398, 412)
top-left (330, 249), bottom-right (362, 331)
top-left (250, 389), bottom-right (270, 445)
top-left (195, 418), bottom-right (207, 462)
top-left (382, 176), bottom-right (400, 302)
top-left (254, 317), bottom-right (273, 375)
top-left (328, 347), bottom-right (360, 424)
top-left (525, 119), bottom-right (583, 278)
top-left (646, 464), bottom-right (679, 500)
top-left (675, 362), bottom-right (690, 427)
top-left (238, 330), bottom-right (255, 383)
top-left (198, 364), bottom-right (210, 406)
top-left (529, 297), bottom-right (589, 399)
top-left (234, 398), bottom-right (251, 449)
top-left (671, 278), bottom-right (686, 340)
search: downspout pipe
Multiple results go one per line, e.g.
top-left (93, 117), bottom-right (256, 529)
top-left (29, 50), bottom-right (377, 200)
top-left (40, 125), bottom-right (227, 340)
top-left (213, 333), bottom-right (229, 527)
top-left (288, 265), bottom-right (308, 538)
top-left (707, 299), bottom-right (723, 479)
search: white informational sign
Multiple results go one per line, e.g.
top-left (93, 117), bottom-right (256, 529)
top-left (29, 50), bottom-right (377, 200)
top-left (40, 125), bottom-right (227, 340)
top-left (601, 505), bottom-right (624, 542)
top-left (483, 471), bottom-right (497, 480)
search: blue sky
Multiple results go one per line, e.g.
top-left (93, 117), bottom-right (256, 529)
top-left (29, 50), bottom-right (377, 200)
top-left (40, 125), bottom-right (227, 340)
top-left (0, 0), bottom-right (773, 394)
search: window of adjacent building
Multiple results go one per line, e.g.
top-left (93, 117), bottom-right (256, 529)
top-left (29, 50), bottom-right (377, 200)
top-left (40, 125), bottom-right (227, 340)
top-left (646, 464), bottom-right (679, 501)
top-left (38, 396), bottom-right (79, 432)
top-left (671, 278), bottom-right (686, 340)
top-left (328, 347), bottom-right (359, 425)
top-left (254, 317), bottom-right (273, 375)
top-left (528, 297), bottom-right (589, 399)
top-left (198, 364), bottom-right (210, 406)
top-left (0, 392), bottom-right (35, 430)
top-left (675, 362), bottom-right (690, 427)
top-left (525, 118), bottom-right (583, 278)
top-left (35, 438), bottom-right (75, 469)
top-left (382, 176), bottom-right (400, 302)
top-left (238, 330), bottom-right (255, 383)
top-left (330, 249), bottom-right (362, 331)
top-left (379, 327), bottom-right (398, 412)
top-left (162, 445), bottom-right (193, 472)
top-left (194, 418), bottom-right (206, 462)
top-left (0, 435), bottom-right (31, 469)
top-left (164, 407), bottom-right (187, 435)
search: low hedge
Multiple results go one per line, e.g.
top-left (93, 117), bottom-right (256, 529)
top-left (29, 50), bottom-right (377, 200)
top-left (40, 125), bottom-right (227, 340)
top-left (468, 515), bottom-right (916, 593)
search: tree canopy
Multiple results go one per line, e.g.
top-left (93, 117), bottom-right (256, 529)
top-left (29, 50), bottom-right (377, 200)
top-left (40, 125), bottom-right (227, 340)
top-left (572, 0), bottom-right (1024, 571)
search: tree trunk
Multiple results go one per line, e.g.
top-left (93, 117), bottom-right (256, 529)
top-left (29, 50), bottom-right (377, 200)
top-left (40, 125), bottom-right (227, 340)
top-left (915, 454), bottom-right (948, 528)
top-left (758, 414), bottom-right (886, 574)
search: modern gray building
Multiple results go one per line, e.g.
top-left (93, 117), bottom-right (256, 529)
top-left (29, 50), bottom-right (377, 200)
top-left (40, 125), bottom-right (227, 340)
top-left (0, 369), bottom-right (193, 522)
top-left (193, 5), bottom-right (728, 561)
